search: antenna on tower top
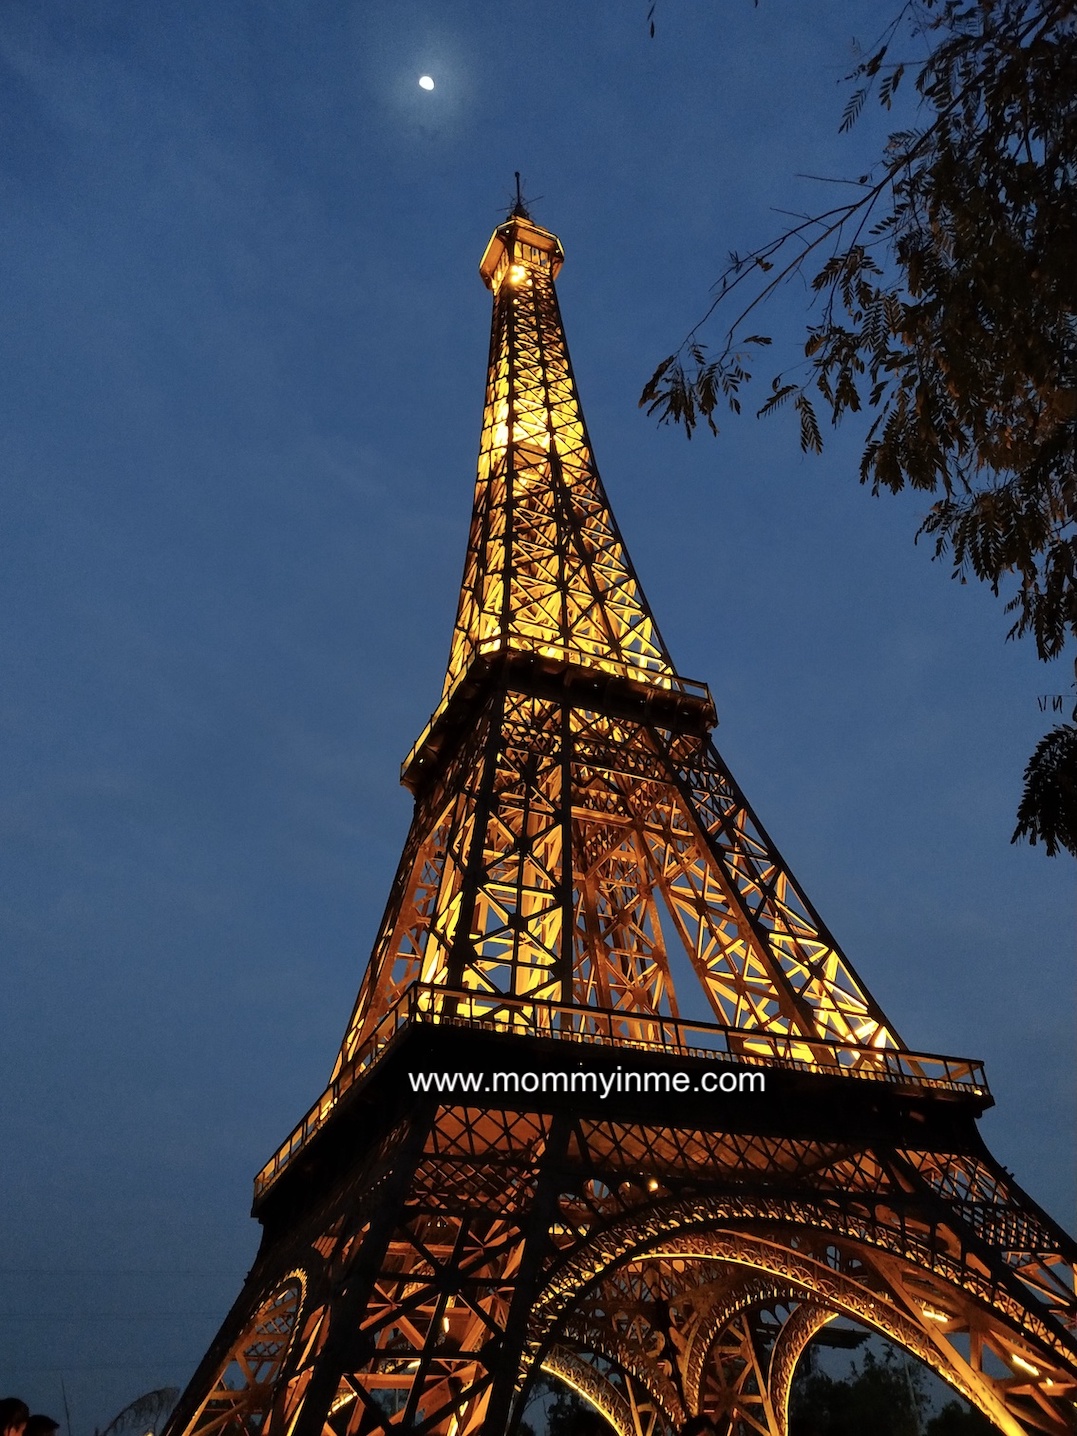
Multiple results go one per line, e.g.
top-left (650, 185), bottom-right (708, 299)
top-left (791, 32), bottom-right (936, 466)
top-left (509, 171), bottom-right (538, 220)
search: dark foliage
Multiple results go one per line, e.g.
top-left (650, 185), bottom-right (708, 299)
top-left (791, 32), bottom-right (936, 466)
top-left (926, 1399), bottom-right (997, 1434)
top-left (790, 1347), bottom-right (996, 1435)
top-left (544, 1384), bottom-right (607, 1436)
top-left (641, 1), bottom-right (1077, 854)
top-left (1012, 722), bottom-right (1077, 855)
top-left (790, 1348), bottom-right (925, 1436)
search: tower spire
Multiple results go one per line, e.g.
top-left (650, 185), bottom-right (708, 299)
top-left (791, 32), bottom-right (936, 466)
top-left (441, 210), bottom-right (678, 706)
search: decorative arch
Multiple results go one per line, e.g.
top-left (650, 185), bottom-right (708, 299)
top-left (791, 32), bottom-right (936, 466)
top-left (522, 1197), bottom-right (1076, 1436)
top-left (540, 1347), bottom-right (636, 1436)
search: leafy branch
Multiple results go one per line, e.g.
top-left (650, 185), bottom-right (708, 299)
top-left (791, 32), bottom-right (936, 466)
top-left (642, 0), bottom-right (1077, 853)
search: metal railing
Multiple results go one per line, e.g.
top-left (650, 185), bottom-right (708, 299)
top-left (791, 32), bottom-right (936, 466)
top-left (401, 638), bottom-right (714, 781)
top-left (253, 984), bottom-right (988, 1200)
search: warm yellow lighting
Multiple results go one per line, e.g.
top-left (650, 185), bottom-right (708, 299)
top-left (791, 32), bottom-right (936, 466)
top-left (538, 1366), bottom-right (598, 1411)
top-left (921, 1305), bottom-right (950, 1324)
top-left (646, 1178), bottom-right (659, 1192)
top-left (508, 263), bottom-right (527, 284)
top-left (1011, 1355), bottom-right (1041, 1377)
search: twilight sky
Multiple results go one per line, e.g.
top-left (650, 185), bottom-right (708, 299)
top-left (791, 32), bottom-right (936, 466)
top-left (2, 1), bottom-right (1074, 1429)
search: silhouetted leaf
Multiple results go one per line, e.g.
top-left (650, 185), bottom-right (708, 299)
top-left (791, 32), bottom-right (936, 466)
top-left (1013, 725), bottom-right (1077, 857)
top-left (757, 383), bottom-right (799, 417)
top-left (840, 87), bottom-right (868, 133)
top-left (639, 355), bottom-right (675, 405)
top-left (796, 394), bottom-right (823, 453)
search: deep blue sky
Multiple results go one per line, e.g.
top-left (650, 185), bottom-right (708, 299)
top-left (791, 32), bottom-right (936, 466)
top-left (2, 1), bottom-right (1073, 1428)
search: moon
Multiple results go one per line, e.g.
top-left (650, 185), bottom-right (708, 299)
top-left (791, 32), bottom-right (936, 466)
top-left (418, 75), bottom-right (435, 90)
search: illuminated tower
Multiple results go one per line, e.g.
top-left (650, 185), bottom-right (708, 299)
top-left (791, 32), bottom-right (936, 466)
top-left (163, 207), bottom-right (1077, 1436)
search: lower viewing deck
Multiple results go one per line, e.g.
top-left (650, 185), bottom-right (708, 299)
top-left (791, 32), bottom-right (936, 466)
top-left (253, 983), bottom-right (990, 1201)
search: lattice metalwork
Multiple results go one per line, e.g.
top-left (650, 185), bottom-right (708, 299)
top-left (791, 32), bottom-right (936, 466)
top-left (176, 1281), bottom-right (304, 1436)
top-left (334, 697), bottom-right (903, 1078)
top-left (443, 215), bottom-right (675, 701)
top-left (162, 211), bottom-right (1077, 1436)
top-left (332, 212), bottom-right (898, 1080)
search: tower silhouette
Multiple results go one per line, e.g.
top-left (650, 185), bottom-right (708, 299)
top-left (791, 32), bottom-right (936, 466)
top-left (163, 212), bottom-right (1077, 1436)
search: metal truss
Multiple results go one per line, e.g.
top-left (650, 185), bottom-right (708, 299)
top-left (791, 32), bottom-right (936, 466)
top-left (333, 696), bottom-right (905, 1083)
top-left (165, 1083), bottom-right (1077, 1436)
top-left (162, 211), bottom-right (1077, 1436)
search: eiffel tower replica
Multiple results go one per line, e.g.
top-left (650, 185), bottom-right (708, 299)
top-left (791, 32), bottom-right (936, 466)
top-left (163, 202), bottom-right (1077, 1436)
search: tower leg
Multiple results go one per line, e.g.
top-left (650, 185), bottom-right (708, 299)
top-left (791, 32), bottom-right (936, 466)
top-left (485, 1114), bottom-right (572, 1436)
top-left (282, 1107), bottom-right (445, 1436)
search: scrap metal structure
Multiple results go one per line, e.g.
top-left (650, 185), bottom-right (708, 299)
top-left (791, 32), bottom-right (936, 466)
top-left (164, 209), bottom-right (1077, 1436)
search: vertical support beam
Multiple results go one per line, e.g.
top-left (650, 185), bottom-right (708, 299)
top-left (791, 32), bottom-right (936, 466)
top-left (286, 1106), bottom-right (436, 1436)
top-left (483, 1113), bottom-right (572, 1436)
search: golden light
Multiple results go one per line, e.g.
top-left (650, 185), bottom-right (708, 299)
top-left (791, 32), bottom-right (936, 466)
top-left (921, 1305), bottom-right (950, 1324)
top-left (1011, 1355), bottom-right (1041, 1377)
top-left (508, 263), bottom-right (527, 284)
